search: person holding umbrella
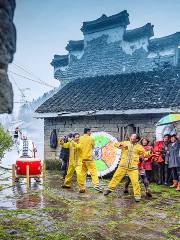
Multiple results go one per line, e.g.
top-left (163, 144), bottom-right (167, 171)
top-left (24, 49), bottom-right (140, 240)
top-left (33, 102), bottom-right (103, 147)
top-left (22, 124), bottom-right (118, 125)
top-left (166, 134), bottom-right (180, 191)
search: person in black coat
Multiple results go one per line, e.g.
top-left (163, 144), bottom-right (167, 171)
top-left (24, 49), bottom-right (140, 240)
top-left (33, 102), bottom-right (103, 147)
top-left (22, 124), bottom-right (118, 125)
top-left (166, 134), bottom-right (180, 191)
top-left (162, 134), bottom-right (171, 185)
top-left (59, 134), bottom-right (73, 179)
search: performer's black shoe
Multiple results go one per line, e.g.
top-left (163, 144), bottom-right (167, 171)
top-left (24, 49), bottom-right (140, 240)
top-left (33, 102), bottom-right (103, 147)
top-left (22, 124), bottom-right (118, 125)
top-left (62, 185), bottom-right (71, 189)
top-left (94, 186), bottom-right (103, 193)
top-left (79, 189), bottom-right (86, 193)
top-left (123, 188), bottom-right (129, 194)
top-left (145, 189), bottom-right (152, 198)
top-left (104, 189), bottom-right (112, 196)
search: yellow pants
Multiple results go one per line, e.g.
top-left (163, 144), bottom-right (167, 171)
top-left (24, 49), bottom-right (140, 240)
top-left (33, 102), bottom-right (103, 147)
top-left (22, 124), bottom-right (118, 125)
top-left (79, 160), bottom-right (99, 190)
top-left (64, 164), bottom-right (82, 188)
top-left (108, 167), bottom-right (141, 198)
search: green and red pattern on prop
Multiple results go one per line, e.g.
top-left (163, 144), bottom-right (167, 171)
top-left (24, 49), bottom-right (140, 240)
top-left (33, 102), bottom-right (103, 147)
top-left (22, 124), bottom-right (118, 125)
top-left (92, 132), bottom-right (121, 177)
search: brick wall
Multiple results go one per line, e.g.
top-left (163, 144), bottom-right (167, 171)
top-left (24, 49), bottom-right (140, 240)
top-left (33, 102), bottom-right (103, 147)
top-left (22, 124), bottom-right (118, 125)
top-left (44, 114), bottom-right (180, 161)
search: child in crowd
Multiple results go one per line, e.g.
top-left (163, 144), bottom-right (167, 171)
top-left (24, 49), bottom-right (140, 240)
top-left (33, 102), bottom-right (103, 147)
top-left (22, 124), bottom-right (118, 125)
top-left (141, 138), bottom-right (153, 182)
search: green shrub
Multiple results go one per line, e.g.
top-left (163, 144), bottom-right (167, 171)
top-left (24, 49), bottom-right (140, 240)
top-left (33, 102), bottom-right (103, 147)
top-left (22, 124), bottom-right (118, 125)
top-left (0, 125), bottom-right (13, 160)
top-left (44, 159), bottom-right (61, 170)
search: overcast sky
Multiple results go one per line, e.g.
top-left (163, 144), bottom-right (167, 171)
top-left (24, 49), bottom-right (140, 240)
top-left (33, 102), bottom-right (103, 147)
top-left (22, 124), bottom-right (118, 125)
top-left (10, 0), bottom-right (180, 112)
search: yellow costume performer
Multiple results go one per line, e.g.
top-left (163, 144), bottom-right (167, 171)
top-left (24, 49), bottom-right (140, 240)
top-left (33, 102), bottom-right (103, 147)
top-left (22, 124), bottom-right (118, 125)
top-left (60, 140), bottom-right (83, 189)
top-left (73, 133), bottom-right (101, 192)
top-left (105, 139), bottom-right (150, 201)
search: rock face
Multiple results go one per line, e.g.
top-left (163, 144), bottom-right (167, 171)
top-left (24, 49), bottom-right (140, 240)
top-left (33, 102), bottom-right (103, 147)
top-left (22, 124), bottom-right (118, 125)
top-left (0, 0), bottom-right (16, 113)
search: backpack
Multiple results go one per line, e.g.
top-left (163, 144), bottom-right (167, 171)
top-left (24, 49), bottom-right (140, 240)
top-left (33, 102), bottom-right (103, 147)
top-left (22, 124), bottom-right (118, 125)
top-left (50, 129), bottom-right (58, 149)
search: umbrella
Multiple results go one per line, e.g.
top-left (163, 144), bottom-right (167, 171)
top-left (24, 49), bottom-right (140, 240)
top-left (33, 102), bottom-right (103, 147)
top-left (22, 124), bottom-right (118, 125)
top-left (156, 114), bottom-right (180, 126)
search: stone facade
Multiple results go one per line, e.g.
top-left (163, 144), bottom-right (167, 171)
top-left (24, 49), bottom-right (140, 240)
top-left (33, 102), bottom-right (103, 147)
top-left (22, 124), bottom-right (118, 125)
top-left (51, 11), bottom-right (180, 88)
top-left (44, 114), bottom-right (180, 161)
top-left (0, 0), bottom-right (16, 113)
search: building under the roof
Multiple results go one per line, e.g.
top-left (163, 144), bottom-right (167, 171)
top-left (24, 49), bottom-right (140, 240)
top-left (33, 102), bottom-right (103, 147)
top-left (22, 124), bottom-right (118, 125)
top-left (36, 10), bottom-right (180, 161)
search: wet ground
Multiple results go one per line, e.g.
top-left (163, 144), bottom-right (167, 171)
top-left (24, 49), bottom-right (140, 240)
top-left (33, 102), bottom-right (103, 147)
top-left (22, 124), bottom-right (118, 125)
top-left (0, 163), bottom-right (179, 240)
top-left (0, 143), bottom-right (179, 239)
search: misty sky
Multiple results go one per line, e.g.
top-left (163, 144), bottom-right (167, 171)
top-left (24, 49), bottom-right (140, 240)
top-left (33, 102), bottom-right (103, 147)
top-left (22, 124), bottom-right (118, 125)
top-left (10, 0), bottom-right (180, 112)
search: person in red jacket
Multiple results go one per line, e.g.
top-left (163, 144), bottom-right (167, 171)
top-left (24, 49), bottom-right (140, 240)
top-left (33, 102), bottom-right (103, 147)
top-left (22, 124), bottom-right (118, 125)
top-left (152, 134), bottom-right (170, 185)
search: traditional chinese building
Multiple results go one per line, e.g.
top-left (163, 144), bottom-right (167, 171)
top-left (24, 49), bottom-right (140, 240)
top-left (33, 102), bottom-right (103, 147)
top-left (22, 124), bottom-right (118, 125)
top-left (35, 11), bottom-right (180, 161)
top-left (51, 10), bottom-right (180, 88)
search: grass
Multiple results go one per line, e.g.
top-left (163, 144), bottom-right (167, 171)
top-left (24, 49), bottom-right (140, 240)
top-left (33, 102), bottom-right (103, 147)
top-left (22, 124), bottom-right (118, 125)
top-left (44, 159), bottom-right (61, 170)
top-left (0, 171), bottom-right (179, 239)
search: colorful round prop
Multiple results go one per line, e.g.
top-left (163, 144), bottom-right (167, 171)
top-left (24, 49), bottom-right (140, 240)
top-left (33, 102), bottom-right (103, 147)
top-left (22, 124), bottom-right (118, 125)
top-left (92, 132), bottom-right (121, 177)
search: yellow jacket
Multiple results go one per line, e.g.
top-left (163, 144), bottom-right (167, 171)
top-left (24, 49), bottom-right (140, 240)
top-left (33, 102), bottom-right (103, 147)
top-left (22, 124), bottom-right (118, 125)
top-left (114, 141), bottom-right (150, 169)
top-left (73, 134), bottom-right (95, 161)
top-left (59, 141), bottom-right (82, 166)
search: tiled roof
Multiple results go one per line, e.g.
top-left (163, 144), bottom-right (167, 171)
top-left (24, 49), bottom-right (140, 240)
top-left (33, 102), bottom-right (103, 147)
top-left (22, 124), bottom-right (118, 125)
top-left (66, 40), bottom-right (84, 52)
top-left (36, 68), bottom-right (180, 114)
top-left (81, 10), bottom-right (130, 34)
top-left (123, 23), bottom-right (154, 41)
top-left (149, 32), bottom-right (180, 51)
top-left (51, 55), bottom-right (68, 67)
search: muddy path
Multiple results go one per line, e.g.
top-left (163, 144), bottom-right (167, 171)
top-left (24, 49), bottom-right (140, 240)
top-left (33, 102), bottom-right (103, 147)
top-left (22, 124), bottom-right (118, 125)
top-left (0, 169), bottom-right (179, 240)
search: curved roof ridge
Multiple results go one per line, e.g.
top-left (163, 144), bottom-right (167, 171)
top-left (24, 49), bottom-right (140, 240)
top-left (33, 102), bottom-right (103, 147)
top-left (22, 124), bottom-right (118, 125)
top-left (123, 23), bottom-right (154, 41)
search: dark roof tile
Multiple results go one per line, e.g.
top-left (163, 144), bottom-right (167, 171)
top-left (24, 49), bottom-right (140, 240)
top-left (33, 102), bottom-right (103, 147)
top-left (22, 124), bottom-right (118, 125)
top-left (51, 55), bottom-right (68, 67)
top-left (36, 69), bottom-right (180, 114)
top-left (149, 32), bottom-right (180, 51)
top-left (123, 23), bottom-right (154, 41)
top-left (66, 40), bottom-right (84, 52)
top-left (81, 10), bottom-right (130, 34)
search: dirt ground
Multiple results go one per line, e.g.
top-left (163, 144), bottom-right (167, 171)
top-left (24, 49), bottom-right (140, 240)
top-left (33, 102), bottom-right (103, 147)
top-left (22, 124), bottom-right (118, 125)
top-left (0, 170), bottom-right (179, 240)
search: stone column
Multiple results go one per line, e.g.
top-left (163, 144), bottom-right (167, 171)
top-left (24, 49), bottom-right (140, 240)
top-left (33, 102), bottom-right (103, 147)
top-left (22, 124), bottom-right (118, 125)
top-left (0, 0), bottom-right (16, 113)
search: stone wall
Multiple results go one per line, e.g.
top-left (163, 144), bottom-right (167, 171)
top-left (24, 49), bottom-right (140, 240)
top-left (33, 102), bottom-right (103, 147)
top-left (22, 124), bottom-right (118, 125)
top-left (0, 0), bottom-right (16, 113)
top-left (84, 25), bottom-right (125, 46)
top-left (55, 35), bottom-right (175, 87)
top-left (44, 114), bottom-right (180, 161)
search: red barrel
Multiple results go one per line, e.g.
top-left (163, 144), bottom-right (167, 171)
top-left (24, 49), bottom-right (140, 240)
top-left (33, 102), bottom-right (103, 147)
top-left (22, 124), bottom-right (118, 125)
top-left (16, 158), bottom-right (42, 176)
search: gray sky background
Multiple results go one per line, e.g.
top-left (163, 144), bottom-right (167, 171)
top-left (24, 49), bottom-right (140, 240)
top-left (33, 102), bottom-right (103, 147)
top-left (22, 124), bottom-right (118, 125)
top-left (10, 0), bottom-right (180, 112)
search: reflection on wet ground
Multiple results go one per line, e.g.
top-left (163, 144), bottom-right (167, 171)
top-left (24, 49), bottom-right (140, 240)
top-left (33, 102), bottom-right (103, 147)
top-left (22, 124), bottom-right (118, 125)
top-left (0, 139), bottom-right (44, 210)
